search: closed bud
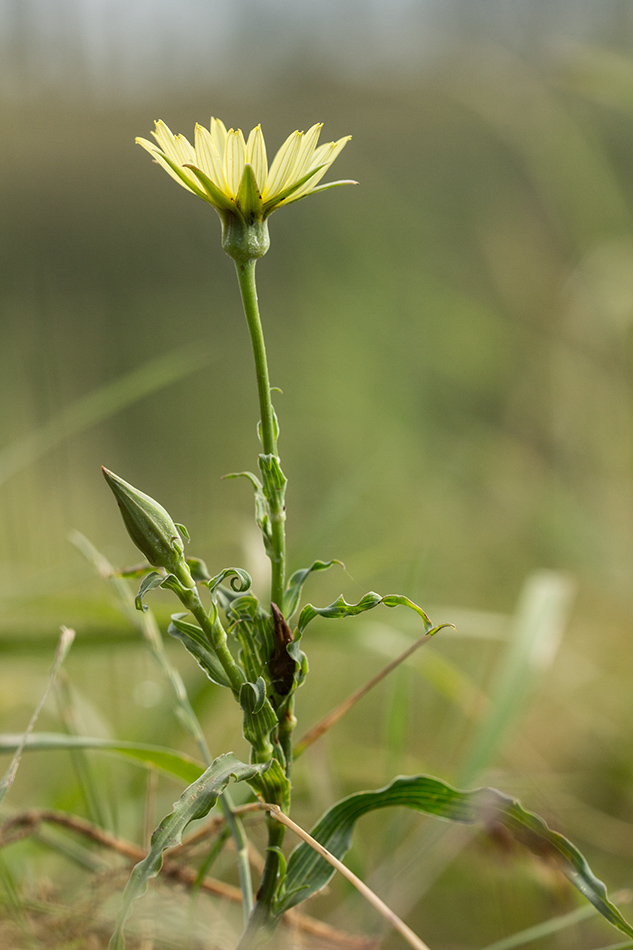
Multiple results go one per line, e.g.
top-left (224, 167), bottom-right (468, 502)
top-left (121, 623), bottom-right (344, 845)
top-left (102, 467), bottom-right (185, 571)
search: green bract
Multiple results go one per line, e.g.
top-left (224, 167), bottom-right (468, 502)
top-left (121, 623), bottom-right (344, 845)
top-left (101, 467), bottom-right (186, 573)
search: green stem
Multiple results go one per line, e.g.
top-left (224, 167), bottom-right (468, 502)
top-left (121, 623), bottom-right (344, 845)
top-left (172, 570), bottom-right (245, 695)
top-left (235, 260), bottom-right (277, 457)
top-left (235, 816), bottom-right (285, 950)
top-left (234, 260), bottom-right (286, 610)
top-left (277, 698), bottom-right (297, 780)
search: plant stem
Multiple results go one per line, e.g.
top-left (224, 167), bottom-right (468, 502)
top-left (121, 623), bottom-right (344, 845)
top-left (234, 259), bottom-right (286, 610)
top-left (171, 570), bottom-right (245, 696)
top-left (233, 258), bottom-right (289, 945)
top-left (159, 567), bottom-right (253, 917)
top-left (235, 815), bottom-right (285, 950)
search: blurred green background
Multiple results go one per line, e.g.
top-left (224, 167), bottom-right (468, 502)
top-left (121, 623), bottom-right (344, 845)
top-left (2, 2), bottom-right (633, 948)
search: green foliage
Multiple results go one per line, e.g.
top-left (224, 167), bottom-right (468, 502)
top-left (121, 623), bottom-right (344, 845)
top-left (108, 753), bottom-right (271, 950)
top-left (4, 48), bottom-right (633, 950)
top-left (276, 775), bottom-right (633, 943)
top-left (167, 613), bottom-right (233, 688)
top-left (282, 559), bottom-right (344, 619)
top-left (297, 590), bottom-right (440, 635)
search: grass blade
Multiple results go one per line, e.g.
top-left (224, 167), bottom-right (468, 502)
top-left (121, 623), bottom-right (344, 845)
top-left (457, 569), bottom-right (575, 785)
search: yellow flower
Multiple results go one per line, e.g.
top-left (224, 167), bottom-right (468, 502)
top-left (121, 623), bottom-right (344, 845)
top-left (136, 118), bottom-right (355, 222)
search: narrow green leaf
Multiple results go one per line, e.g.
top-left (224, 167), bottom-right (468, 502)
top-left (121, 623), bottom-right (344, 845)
top-left (276, 774), bottom-right (633, 943)
top-left (283, 559), bottom-right (344, 619)
top-left (258, 453), bottom-right (287, 495)
top-left (0, 733), bottom-right (204, 785)
top-left (297, 591), bottom-right (437, 636)
top-left (186, 556), bottom-right (212, 582)
top-left (109, 753), bottom-right (271, 949)
top-left (227, 596), bottom-right (273, 683)
top-left (167, 614), bottom-right (232, 688)
top-left (135, 571), bottom-right (167, 611)
top-left (285, 629), bottom-right (308, 692)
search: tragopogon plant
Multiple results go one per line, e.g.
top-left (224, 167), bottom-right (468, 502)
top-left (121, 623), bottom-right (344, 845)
top-left (101, 117), bottom-right (633, 950)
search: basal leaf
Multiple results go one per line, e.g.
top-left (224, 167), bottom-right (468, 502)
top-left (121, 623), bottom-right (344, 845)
top-left (109, 753), bottom-right (271, 949)
top-left (276, 774), bottom-right (633, 944)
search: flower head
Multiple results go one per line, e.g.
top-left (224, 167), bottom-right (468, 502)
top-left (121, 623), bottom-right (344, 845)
top-left (136, 118), bottom-right (354, 226)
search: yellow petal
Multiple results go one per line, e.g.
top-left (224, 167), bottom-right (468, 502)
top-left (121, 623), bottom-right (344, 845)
top-left (246, 125), bottom-right (267, 192)
top-left (194, 123), bottom-right (226, 192)
top-left (210, 117), bottom-right (228, 155)
top-left (151, 119), bottom-right (177, 151)
top-left (224, 128), bottom-right (247, 197)
top-left (140, 122), bottom-right (199, 193)
top-left (136, 144), bottom-right (197, 195)
top-left (289, 123), bottom-right (323, 181)
top-left (287, 136), bottom-right (351, 201)
top-left (264, 130), bottom-right (303, 199)
top-left (173, 133), bottom-right (196, 166)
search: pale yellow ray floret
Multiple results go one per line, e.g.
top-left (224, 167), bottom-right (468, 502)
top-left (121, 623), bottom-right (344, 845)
top-left (136, 117), bottom-right (355, 220)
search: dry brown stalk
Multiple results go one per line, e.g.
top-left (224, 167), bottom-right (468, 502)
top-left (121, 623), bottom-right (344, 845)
top-left (295, 630), bottom-right (434, 757)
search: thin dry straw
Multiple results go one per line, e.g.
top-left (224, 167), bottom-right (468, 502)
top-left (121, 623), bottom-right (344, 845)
top-left (0, 626), bottom-right (74, 804)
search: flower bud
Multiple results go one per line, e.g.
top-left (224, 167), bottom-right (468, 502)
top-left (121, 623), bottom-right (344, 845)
top-left (102, 467), bottom-right (185, 571)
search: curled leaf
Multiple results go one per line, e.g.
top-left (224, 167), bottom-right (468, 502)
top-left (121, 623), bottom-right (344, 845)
top-left (297, 591), bottom-right (437, 636)
top-left (135, 571), bottom-right (168, 612)
top-left (283, 559), bottom-right (344, 619)
top-left (207, 567), bottom-right (253, 600)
